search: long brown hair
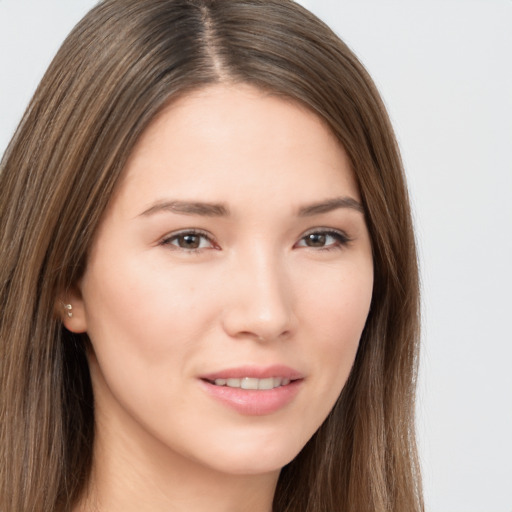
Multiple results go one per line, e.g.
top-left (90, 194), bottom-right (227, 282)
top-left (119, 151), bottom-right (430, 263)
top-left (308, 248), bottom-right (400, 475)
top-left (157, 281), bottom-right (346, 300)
top-left (0, 1), bottom-right (422, 511)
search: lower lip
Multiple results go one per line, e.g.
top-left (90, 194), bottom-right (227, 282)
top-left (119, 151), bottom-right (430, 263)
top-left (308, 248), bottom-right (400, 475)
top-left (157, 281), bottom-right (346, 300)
top-left (199, 379), bottom-right (303, 416)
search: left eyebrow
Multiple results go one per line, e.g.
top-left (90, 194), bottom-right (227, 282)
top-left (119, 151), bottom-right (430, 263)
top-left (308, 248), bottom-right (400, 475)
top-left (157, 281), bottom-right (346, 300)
top-left (298, 196), bottom-right (364, 216)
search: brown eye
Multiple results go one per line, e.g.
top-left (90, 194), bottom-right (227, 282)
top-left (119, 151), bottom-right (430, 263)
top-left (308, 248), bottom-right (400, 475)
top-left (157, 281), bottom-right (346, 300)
top-left (296, 230), bottom-right (350, 250)
top-left (177, 234), bottom-right (201, 249)
top-left (304, 233), bottom-right (327, 247)
top-left (162, 230), bottom-right (215, 251)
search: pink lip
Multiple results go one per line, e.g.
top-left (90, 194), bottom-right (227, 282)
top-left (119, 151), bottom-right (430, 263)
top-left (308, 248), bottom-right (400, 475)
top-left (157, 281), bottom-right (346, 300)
top-left (199, 365), bottom-right (304, 416)
top-left (200, 364), bottom-right (303, 381)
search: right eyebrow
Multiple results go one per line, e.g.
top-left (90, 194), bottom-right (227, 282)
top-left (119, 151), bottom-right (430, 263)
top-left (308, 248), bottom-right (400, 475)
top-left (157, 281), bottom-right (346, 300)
top-left (138, 200), bottom-right (230, 218)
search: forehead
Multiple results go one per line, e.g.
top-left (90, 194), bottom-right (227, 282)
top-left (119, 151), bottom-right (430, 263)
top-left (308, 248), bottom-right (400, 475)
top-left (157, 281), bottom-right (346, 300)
top-left (116, 83), bottom-right (359, 213)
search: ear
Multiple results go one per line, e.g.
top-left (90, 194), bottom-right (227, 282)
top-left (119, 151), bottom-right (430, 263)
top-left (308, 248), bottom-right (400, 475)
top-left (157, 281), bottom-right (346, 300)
top-left (57, 284), bottom-right (88, 333)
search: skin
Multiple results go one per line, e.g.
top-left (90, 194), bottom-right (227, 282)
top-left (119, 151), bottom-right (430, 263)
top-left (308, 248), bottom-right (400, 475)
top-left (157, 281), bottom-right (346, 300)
top-left (64, 84), bottom-right (374, 512)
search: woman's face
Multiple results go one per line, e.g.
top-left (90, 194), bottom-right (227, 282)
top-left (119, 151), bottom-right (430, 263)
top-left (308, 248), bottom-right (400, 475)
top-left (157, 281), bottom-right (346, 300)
top-left (67, 84), bottom-right (373, 477)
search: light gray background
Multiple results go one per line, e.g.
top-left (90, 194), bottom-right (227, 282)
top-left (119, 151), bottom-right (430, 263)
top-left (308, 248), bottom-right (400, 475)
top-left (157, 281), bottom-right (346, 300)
top-left (1, 1), bottom-right (511, 511)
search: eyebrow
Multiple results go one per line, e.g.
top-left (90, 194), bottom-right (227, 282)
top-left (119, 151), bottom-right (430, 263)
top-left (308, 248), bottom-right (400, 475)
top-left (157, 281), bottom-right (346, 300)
top-left (139, 196), bottom-right (364, 218)
top-left (139, 200), bottom-right (229, 217)
top-left (298, 197), bottom-right (364, 216)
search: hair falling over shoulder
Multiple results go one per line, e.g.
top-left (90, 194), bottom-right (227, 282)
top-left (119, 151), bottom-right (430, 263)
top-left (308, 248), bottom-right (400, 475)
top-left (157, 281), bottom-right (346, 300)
top-left (0, 1), bottom-right (423, 511)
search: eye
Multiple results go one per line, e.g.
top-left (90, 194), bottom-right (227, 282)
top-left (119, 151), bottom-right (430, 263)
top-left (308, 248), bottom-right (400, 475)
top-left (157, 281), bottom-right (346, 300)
top-left (160, 230), bottom-right (217, 252)
top-left (295, 229), bottom-right (351, 250)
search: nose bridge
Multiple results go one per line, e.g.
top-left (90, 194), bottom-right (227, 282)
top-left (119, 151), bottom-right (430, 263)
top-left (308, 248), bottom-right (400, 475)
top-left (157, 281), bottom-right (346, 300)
top-left (222, 241), bottom-right (294, 341)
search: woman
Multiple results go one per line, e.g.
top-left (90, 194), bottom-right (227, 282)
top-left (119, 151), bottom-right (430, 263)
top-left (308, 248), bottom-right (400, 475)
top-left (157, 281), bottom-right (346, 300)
top-left (0, 1), bottom-right (422, 511)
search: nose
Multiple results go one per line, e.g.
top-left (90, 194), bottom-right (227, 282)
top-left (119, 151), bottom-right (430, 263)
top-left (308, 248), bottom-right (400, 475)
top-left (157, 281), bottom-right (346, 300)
top-left (221, 246), bottom-right (296, 343)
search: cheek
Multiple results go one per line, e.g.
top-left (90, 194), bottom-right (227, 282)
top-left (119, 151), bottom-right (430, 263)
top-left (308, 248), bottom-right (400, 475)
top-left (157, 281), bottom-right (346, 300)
top-left (79, 250), bottom-right (227, 422)
top-left (81, 252), bottom-right (217, 355)
top-left (79, 257), bottom-right (212, 427)
top-left (299, 259), bottom-right (373, 388)
top-left (301, 259), bottom-right (373, 340)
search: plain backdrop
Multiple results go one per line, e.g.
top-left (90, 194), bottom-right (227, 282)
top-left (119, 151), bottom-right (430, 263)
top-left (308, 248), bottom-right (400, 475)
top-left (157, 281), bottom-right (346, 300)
top-left (1, 1), bottom-right (511, 511)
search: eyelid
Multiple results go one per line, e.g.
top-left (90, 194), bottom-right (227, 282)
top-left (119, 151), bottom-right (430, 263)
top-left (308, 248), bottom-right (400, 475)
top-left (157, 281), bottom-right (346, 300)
top-left (295, 227), bottom-right (352, 249)
top-left (159, 228), bottom-right (219, 251)
top-left (158, 227), bottom-right (351, 252)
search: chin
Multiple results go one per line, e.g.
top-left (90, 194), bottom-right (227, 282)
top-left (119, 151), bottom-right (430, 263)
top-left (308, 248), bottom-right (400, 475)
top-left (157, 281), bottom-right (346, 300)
top-left (195, 433), bottom-right (308, 476)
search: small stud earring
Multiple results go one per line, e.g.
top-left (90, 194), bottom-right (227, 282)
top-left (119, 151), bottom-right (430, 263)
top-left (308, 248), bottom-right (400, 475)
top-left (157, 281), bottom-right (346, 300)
top-left (63, 303), bottom-right (73, 318)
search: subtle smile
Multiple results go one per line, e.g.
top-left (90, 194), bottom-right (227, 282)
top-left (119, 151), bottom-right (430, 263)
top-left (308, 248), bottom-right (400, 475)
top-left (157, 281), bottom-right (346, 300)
top-left (200, 366), bottom-right (304, 415)
top-left (209, 377), bottom-right (292, 390)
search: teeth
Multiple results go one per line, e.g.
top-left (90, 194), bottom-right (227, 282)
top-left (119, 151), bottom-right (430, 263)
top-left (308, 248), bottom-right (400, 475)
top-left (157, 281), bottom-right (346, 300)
top-left (258, 377), bottom-right (275, 390)
top-left (241, 377), bottom-right (258, 390)
top-left (213, 377), bottom-right (292, 389)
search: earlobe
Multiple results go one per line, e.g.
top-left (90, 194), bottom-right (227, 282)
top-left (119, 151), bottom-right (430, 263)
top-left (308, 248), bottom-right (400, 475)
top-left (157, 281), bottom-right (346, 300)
top-left (58, 287), bottom-right (88, 333)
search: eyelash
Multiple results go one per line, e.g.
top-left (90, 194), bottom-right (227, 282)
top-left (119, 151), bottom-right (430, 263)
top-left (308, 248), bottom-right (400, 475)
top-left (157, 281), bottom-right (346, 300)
top-left (160, 229), bottom-right (218, 253)
top-left (295, 229), bottom-right (352, 251)
top-left (160, 228), bottom-right (351, 254)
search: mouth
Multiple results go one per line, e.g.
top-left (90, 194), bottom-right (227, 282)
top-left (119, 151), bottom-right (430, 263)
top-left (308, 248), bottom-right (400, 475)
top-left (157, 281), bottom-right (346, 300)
top-left (199, 365), bottom-right (304, 415)
top-left (205, 376), bottom-right (292, 390)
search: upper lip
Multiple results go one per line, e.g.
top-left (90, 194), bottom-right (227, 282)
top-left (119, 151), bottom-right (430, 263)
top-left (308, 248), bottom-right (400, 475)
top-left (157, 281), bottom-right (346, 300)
top-left (200, 364), bottom-right (304, 382)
